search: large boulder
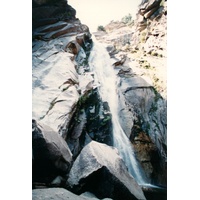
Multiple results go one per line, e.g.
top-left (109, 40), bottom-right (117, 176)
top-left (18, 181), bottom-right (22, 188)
top-left (67, 141), bottom-right (146, 200)
top-left (32, 119), bottom-right (73, 183)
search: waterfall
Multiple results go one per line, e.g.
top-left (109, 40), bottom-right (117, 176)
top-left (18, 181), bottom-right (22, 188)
top-left (88, 38), bottom-right (147, 185)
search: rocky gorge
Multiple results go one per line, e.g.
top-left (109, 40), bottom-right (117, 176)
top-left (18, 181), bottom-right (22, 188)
top-left (32, 0), bottom-right (167, 199)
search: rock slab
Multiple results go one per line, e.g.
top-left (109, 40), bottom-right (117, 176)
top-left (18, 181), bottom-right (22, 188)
top-left (32, 188), bottom-right (92, 200)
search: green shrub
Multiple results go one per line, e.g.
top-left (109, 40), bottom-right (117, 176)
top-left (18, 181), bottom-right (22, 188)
top-left (97, 25), bottom-right (106, 32)
top-left (121, 13), bottom-right (133, 24)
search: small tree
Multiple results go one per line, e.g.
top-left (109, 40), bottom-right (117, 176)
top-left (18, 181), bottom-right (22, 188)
top-left (97, 25), bottom-right (106, 32)
top-left (121, 13), bottom-right (133, 24)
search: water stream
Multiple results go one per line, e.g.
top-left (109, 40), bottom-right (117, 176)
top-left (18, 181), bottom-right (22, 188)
top-left (88, 39), bottom-right (147, 185)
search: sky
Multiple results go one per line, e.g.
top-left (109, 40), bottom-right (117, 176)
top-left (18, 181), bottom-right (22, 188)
top-left (68, 0), bottom-right (141, 31)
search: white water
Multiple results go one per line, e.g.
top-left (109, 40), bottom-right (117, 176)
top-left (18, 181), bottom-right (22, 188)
top-left (88, 39), bottom-right (146, 185)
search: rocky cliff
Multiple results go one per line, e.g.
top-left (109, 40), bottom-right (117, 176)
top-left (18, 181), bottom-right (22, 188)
top-left (32, 0), bottom-right (167, 199)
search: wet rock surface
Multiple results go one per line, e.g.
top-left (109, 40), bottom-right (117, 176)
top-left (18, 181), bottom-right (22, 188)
top-left (142, 185), bottom-right (167, 200)
top-left (65, 89), bottom-right (113, 158)
top-left (116, 71), bottom-right (166, 185)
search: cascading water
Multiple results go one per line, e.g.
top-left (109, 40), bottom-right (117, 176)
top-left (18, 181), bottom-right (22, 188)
top-left (88, 38), bottom-right (147, 185)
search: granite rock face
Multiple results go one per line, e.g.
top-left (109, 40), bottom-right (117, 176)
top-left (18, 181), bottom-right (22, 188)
top-left (32, 0), bottom-right (92, 135)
